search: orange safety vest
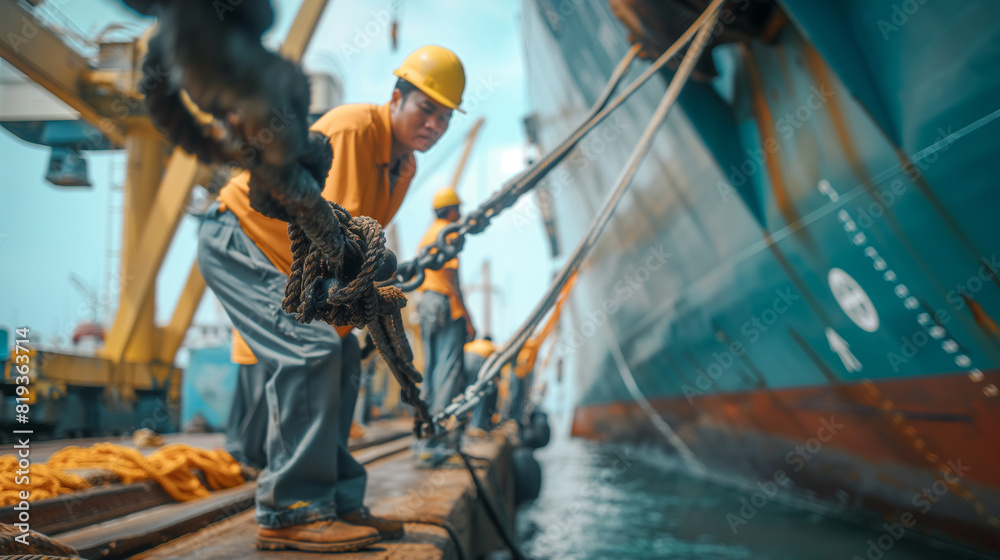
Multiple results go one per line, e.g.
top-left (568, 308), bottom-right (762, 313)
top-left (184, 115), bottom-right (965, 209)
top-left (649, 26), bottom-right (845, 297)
top-left (220, 102), bottom-right (416, 361)
top-left (416, 218), bottom-right (470, 323)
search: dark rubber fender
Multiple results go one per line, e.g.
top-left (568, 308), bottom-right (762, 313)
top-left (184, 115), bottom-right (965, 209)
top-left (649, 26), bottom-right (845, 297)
top-left (513, 447), bottom-right (542, 505)
top-left (521, 410), bottom-right (551, 449)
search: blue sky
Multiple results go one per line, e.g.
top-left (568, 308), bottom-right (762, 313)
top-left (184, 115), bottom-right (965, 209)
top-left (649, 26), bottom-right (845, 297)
top-left (0, 0), bottom-right (552, 352)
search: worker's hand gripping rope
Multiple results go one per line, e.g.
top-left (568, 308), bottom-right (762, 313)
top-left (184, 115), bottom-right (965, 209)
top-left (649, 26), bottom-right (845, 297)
top-left (133, 0), bottom-right (434, 437)
top-left (279, 198), bottom-right (434, 437)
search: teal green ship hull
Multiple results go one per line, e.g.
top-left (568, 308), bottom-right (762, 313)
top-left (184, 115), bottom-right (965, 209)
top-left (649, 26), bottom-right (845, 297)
top-left (522, 0), bottom-right (1000, 555)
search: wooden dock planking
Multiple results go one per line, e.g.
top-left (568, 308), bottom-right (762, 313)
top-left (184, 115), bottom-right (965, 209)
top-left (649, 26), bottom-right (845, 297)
top-left (131, 427), bottom-right (517, 560)
top-left (60, 484), bottom-right (257, 559)
top-left (0, 419), bottom-right (414, 539)
top-left (0, 480), bottom-right (174, 536)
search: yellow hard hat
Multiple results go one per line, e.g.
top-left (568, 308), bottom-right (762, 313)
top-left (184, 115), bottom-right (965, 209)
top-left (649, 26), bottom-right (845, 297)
top-left (393, 45), bottom-right (466, 112)
top-left (432, 187), bottom-right (461, 210)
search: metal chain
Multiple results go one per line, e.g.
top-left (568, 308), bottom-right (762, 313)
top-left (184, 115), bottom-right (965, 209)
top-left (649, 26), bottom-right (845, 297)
top-left (389, 0), bottom-right (723, 294)
top-left (390, 2), bottom-right (724, 295)
top-left (386, 42), bottom-right (647, 292)
top-left (280, 200), bottom-right (435, 435)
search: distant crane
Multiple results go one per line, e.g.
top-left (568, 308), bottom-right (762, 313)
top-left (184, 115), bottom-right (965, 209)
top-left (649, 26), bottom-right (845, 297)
top-left (69, 272), bottom-right (100, 322)
top-left (465, 260), bottom-right (501, 339)
top-left (68, 273), bottom-right (106, 347)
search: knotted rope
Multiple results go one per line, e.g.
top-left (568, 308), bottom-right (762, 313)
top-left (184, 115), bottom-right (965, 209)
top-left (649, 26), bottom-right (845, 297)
top-left (276, 199), bottom-right (432, 436)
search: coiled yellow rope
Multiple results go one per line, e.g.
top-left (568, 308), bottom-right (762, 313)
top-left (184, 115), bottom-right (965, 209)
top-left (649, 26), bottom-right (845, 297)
top-left (0, 443), bottom-right (244, 506)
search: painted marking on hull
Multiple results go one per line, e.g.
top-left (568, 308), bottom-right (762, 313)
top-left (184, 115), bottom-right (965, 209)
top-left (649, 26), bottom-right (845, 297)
top-left (833, 207), bottom-right (1000, 528)
top-left (825, 327), bottom-right (862, 372)
top-left (828, 267), bottom-right (879, 333)
top-left (837, 209), bottom-right (994, 397)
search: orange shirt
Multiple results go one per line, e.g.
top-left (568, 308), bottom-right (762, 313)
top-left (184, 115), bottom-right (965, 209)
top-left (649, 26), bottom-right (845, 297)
top-left (417, 218), bottom-right (470, 323)
top-left (219, 102), bottom-right (415, 358)
top-left (514, 342), bottom-right (536, 379)
top-left (231, 330), bottom-right (256, 365)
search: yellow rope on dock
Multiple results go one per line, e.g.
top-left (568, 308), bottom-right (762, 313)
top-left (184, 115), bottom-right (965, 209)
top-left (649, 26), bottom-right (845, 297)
top-left (0, 443), bottom-right (244, 506)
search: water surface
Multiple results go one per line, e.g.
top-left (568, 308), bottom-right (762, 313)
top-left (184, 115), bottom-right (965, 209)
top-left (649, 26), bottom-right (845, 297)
top-left (516, 438), bottom-right (961, 560)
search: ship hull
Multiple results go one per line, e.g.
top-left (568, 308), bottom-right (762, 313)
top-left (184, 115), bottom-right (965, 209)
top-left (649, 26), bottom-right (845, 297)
top-left (522, 0), bottom-right (1000, 555)
top-left (572, 370), bottom-right (1000, 552)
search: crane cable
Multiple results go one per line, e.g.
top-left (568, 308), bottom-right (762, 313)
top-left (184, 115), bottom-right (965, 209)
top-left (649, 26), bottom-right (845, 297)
top-left (388, 0), bottom-right (723, 294)
top-left (386, 42), bottom-right (640, 292)
top-left (433, 0), bottom-right (728, 430)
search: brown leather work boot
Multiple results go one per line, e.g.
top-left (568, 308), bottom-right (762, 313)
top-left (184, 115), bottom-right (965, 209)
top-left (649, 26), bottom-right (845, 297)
top-left (341, 507), bottom-right (405, 540)
top-left (255, 519), bottom-right (381, 552)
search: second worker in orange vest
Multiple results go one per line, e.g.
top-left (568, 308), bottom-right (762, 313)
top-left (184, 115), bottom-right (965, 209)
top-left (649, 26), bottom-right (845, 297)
top-left (413, 187), bottom-right (476, 468)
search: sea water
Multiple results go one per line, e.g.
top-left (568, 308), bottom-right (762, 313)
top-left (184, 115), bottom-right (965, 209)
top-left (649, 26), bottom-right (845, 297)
top-left (515, 437), bottom-right (963, 560)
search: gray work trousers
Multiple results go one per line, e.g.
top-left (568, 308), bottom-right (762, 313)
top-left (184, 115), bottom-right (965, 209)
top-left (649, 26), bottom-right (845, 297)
top-left (508, 369), bottom-right (534, 426)
top-left (197, 203), bottom-right (365, 528)
top-left (415, 291), bottom-right (466, 456)
top-left (224, 361), bottom-right (269, 469)
top-left (465, 352), bottom-right (496, 430)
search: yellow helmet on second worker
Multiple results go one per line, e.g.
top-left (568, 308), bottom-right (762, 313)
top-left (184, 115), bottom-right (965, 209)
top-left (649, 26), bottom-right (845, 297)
top-left (432, 187), bottom-right (461, 210)
top-left (393, 45), bottom-right (466, 112)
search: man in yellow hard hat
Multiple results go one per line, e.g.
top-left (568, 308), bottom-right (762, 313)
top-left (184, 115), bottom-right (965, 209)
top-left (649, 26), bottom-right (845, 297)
top-left (413, 187), bottom-right (476, 467)
top-left (197, 45), bottom-right (465, 553)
